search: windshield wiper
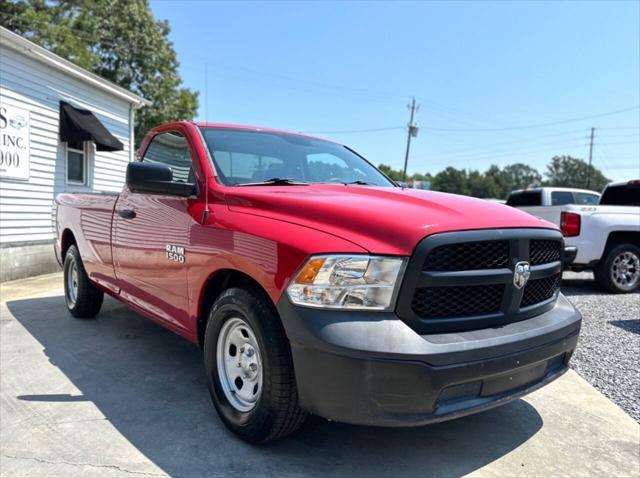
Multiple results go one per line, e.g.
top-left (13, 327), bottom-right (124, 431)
top-left (342, 180), bottom-right (372, 185)
top-left (235, 177), bottom-right (309, 186)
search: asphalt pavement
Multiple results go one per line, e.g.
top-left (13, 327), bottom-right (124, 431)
top-left (0, 273), bottom-right (638, 478)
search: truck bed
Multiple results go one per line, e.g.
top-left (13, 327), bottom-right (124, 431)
top-left (54, 192), bottom-right (120, 292)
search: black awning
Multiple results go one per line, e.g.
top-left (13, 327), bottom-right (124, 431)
top-left (59, 101), bottom-right (124, 152)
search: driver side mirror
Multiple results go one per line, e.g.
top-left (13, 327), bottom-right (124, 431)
top-left (126, 161), bottom-right (195, 197)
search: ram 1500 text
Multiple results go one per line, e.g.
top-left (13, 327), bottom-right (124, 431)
top-left (54, 122), bottom-right (582, 444)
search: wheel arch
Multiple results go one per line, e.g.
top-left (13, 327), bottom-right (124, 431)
top-left (60, 228), bottom-right (77, 261)
top-left (196, 269), bottom-right (278, 348)
top-left (604, 231), bottom-right (640, 255)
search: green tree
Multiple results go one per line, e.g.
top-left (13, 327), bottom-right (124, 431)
top-left (431, 167), bottom-right (470, 195)
top-left (483, 164), bottom-right (511, 199)
top-left (467, 169), bottom-right (502, 198)
top-left (2, 0), bottom-right (199, 144)
top-left (545, 155), bottom-right (610, 192)
top-left (503, 163), bottom-right (542, 191)
top-left (378, 164), bottom-right (403, 181)
top-left (378, 164), bottom-right (430, 183)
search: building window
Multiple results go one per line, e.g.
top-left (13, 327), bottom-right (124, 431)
top-left (66, 141), bottom-right (87, 185)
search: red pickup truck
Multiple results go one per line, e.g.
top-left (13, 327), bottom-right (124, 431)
top-left (54, 122), bottom-right (581, 444)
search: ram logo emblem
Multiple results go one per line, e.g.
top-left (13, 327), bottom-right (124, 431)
top-left (513, 261), bottom-right (531, 289)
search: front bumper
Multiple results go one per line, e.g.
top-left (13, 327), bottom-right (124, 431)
top-left (277, 294), bottom-right (581, 427)
top-left (563, 246), bottom-right (578, 266)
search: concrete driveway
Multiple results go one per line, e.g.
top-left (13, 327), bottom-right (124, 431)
top-left (1, 274), bottom-right (638, 478)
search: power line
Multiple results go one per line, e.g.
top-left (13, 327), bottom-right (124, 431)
top-left (600, 140), bottom-right (640, 145)
top-left (601, 163), bottom-right (640, 170)
top-left (429, 128), bottom-right (590, 158)
top-left (302, 121), bottom-right (639, 140)
top-left (598, 127), bottom-right (640, 130)
top-left (423, 141), bottom-right (591, 165)
top-left (300, 126), bottom-right (404, 134)
top-left (596, 132), bottom-right (640, 138)
top-left (423, 106), bottom-right (640, 132)
top-left (182, 57), bottom-right (409, 101)
top-left (424, 135), bottom-right (593, 163)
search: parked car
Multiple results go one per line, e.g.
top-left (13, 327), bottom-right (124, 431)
top-left (506, 187), bottom-right (601, 215)
top-left (54, 122), bottom-right (582, 444)
top-left (507, 182), bottom-right (640, 293)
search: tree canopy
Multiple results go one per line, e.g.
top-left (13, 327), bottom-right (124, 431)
top-left (503, 163), bottom-right (543, 190)
top-left (378, 164), bottom-right (404, 181)
top-left (431, 166), bottom-right (470, 196)
top-left (545, 155), bottom-right (611, 192)
top-left (378, 156), bottom-right (610, 198)
top-left (2, 0), bottom-right (199, 145)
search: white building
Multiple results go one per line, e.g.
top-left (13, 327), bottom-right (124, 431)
top-left (0, 27), bottom-right (149, 281)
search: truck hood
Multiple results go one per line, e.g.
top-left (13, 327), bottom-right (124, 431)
top-left (225, 185), bottom-right (555, 255)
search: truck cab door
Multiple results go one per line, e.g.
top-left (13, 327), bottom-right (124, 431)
top-left (113, 130), bottom-right (197, 333)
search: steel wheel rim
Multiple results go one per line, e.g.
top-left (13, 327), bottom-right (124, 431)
top-left (610, 251), bottom-right (640, 291)
top-left (216, 317), bottom-right (263, 412)
top-left (66, 258), bottom-right (79, 307)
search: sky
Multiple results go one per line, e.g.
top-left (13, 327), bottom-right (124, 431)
top-left (150, 0), bottom-right (640, 183)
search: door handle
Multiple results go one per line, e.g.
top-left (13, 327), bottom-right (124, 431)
top-left (118, 209), bottom-right (136, 219)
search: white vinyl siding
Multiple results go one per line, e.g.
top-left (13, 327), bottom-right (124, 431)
top-left (0, 41), bottom-right (135, 245)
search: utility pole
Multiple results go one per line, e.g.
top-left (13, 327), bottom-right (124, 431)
top-left (402, 97), bottom-right (420, 182)
top-left (587, 127), bottom-right (595, 189)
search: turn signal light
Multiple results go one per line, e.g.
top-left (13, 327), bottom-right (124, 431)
top-left (295, 258), bottom-right (326, 284)
top-left (560, 212), bottom-right (581, 237)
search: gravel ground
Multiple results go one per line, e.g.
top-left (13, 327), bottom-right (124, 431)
top-left (561, 271), bottom-right (640, 422)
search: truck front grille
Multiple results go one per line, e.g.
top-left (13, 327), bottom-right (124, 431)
top-left (522, 273), bottom-right (561, 307)
top-left (530, 240), bottom-right (562, 265)
top-left (412, 284), bottom-right (504, 318)
top-left (396, 229), bottom-right (564, 333)
top-left (422, 241), bottom-right (509, 271)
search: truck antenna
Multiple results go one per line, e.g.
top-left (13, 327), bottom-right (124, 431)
top-left (205, 61), bottom-right (209, 124)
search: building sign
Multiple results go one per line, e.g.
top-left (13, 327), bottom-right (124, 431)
top-left (0, 105), bottom-right (30, 180)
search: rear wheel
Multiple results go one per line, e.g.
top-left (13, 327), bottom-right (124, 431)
top-left (63, 245), bottom-right (104, 318)
top-left (594, 243), bottom-right (640, 293)
top-left (203, 287), bottom-right (307, 444)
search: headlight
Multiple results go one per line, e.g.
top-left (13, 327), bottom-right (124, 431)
top-left (286, 255), bottom-right (406, 310)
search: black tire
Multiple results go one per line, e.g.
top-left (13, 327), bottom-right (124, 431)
top-left (63, 245), bottom-right (104, 318)
top-left (203, 287), bottom-right (307, 444)
top-left (594, 243), bottom-right (640, 293)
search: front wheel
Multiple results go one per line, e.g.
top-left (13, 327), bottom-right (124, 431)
top-left (63, 245), bottom-right (104, 318)
top-left (203, 287), bottom-right (307, 444)
top-left (594, 243), bottom-right (640, 293)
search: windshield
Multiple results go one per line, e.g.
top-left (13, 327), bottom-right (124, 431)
top-left (600, 183), bottom-right (640, 206)
top-left (506, 190), bottom-right (541, 206)
top-left (200, 127), bottom-right (395, 187)
top-left (575, 192), bottom-right (600, 205)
